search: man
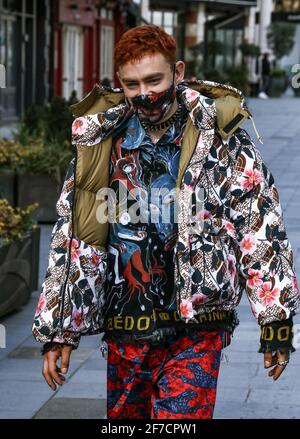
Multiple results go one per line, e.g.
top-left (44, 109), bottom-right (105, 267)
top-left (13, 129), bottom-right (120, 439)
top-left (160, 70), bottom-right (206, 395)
top-left (32, 25), bottom-right (300, 419)
top-left (259, 53), bottom-right (271, 99)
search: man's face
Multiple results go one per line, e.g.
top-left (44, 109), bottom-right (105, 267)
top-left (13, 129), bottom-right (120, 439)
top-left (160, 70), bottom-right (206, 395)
top-left (117, 53), bottom-right (184, 100)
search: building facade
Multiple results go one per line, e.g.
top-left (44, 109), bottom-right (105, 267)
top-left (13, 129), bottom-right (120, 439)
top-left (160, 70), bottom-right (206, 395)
top-left (0, 0), bottom-right (136, 125)
top-left (1, 0), bottom-right (299, 126)
top-left (271, 0), bottom-right (300, 68)
top-left (143, 1), bottom-right (257, 73)
top-left (143, 0), bottom-right (300, 86)
top-left (0, 0), bottom-right (51, 122)
top-left (53, 0), bottom-right (140, 99)
top-left (54, 0), bottom-right (134, 100)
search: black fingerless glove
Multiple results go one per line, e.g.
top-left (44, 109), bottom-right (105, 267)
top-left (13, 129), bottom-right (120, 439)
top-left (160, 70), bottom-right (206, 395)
top-left (259, 317), bottom-right (295, 354)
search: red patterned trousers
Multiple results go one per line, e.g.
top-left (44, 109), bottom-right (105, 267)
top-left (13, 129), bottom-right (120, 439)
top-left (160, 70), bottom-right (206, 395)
top-left (106, 330), bottom-right (224, 419)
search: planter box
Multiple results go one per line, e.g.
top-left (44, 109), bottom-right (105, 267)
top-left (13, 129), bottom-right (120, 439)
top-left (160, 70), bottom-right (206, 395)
top-left (18, 173), bottom-right (59, 223)
top-left (0, 169), bottom-right (15, 205)
top-left (250, 82), bottom-right (259, 97)
top-left (293, 87), bottom-right (300, 97)
top-left (0, 227), bottom-right (40, 318)
top-left (268, 76), bottom-right (288, 97)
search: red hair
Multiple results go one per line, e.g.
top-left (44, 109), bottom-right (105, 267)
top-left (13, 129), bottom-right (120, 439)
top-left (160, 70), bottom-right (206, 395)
top-left (114, 24), bottom-right (177, 70)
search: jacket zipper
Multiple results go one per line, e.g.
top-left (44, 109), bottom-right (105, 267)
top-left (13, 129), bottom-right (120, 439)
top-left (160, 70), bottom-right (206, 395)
top-left (179, 130), bottom-right (201, 189)
top-left (175, 130), bottom-right (201, 303)
top-left (58, 144), bottom-right (77, 337)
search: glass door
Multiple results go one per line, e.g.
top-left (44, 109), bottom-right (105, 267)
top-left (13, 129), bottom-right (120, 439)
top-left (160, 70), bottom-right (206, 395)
top-left (0, 13), bottom-right (18, 120)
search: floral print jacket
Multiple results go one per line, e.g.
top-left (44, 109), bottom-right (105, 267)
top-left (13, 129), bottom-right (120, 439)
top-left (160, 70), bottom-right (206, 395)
top-left (32, 80), bottom-right (300, 352)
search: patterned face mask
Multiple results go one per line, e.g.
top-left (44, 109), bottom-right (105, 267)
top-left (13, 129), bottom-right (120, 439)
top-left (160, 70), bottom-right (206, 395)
top-left (129, 65), bottom-right (176, 124)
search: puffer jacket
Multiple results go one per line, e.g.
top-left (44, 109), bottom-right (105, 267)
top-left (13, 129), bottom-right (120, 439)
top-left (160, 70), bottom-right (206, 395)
top-left (32, 80), bottom-right (300, 351)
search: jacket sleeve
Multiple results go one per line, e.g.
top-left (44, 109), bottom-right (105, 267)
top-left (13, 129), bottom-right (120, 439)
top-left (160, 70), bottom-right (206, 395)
top-left (32, 158), bottom-right (81, 350)
top-left (228, 128), bottom-right (300, 352)
top-left (71, 102), bottom-right (133, 147)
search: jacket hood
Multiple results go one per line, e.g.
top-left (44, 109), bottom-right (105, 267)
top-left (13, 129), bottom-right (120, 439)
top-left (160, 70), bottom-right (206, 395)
top-left (70, 79), bottom-right (252, 140)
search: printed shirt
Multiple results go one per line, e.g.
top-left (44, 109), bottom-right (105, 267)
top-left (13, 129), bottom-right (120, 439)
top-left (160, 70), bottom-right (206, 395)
top-left (102, 104), bottom-right (194, 340)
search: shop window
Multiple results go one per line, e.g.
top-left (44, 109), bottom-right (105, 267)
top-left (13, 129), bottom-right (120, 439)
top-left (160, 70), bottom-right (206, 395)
top-left (0, 14), bottom-right (18, 119)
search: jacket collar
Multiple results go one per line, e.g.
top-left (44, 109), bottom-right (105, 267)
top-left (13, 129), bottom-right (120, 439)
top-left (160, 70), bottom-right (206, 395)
top-left (70, 79), bottom-right (251, 141)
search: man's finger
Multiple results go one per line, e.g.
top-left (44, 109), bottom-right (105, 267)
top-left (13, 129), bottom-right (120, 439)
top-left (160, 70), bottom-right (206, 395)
top-left (48, 351), bottom-right (64, 386)
top-left (60, 345), bottom-right (72, 374)
top-left (268, 363), bottom-right (286, 380)
top-left (273, 351), bottom-right (289, 381)
top-left (42, 357), bottom-right (57, 391)
top-left (267, 350), bottom-right (289, 381)
top-left (55, 366), bottom-right (66, 379)
top-left (268, 367), bottom-right (276, 377)
top-left (264, 352), bottom-right (277, 368)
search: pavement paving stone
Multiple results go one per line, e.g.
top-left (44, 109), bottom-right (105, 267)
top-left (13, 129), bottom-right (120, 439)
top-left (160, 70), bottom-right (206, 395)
top-left (33, 398), bottom-right (106, 419)
top-left (214, 401), bottom-right (300, 419)
top-left (0, 410), bottom-right (37, 419)
top-left (54, 380), bottom-right (107, 400)
top-left (0, 380), bottom-right (54, 413)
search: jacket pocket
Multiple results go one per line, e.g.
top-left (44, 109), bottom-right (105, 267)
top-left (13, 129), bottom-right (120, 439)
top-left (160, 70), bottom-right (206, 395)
top-left (189, 233), bottom-right (239, 306)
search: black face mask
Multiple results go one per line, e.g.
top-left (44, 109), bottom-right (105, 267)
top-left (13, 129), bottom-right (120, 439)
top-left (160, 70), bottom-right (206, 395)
top-left (128, 64), bottom-right (176, 124)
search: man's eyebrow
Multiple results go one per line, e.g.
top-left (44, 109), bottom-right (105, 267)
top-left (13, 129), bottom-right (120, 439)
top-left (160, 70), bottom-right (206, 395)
top-left (122, 73), bottom-right (164, 83)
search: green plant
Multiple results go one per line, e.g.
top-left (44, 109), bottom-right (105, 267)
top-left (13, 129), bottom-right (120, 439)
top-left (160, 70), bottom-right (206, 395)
top-left (191, 40), bottom-right (225, 57)
top-left (0, 139), bottom-right (26, 171)
top-left (18, 138), bottom-right (73, 187)
top-left (268, 68), bottom-right (289, 97)
top-left (267, 22), bottom-right (296, 63)
top-left (239, 42), bottom-right (261, 58)
top-left (190, 40), bottom-right (226, 72)
top-left (202, 68), bottom-right (227, 84)
top-left (271, 67), bottom-right (287, 77)
top-left (0, 137), bottom-right (72, 186)
top-left (0, 198), bottom-right (38, 247)
top-left (12, 94), bottom-right (76, 184)
top-left (16, 94), bottom-right (77, 145)
top-left (225, 65), bottom-right (250, 96)
top-left (184, 60), bottom-right (197, 78)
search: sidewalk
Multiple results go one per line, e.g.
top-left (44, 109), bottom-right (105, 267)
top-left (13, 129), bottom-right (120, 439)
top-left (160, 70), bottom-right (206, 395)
top-left (0, 97), bottom-right (300, 419)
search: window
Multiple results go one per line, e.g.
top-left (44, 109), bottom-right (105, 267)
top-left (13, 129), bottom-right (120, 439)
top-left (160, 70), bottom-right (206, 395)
top-left (100, 7), bottom-right (113, 19)
top-left (100, 25), bottom-right (114, 83)
top-left (152, 11), bottom-right (162, 25)
top-left (62, 25), bottom-right (83, 100)
top-left (149, 10), bottom-right (178, 36)
top-left (164, 12), bottom-right (173, 26)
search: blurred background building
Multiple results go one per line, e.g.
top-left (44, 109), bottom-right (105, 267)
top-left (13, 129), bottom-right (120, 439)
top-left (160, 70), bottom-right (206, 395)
top-left (0, 0), bottom-right (138, 124)
top-left (1, 0), bottom-right (300, 125)
top-left (137, 0), bottom-right (300, 91)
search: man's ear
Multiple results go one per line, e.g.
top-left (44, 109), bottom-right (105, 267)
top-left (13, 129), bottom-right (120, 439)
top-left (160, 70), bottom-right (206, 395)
top-left (116, 70), bottom-right (124, 89)
top-left (175, 61), bottom-right (185, 84)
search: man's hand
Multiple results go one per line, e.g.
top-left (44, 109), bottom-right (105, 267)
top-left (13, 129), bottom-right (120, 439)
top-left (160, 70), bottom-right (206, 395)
top-left (264, 350), bottom-right (289, 381)
top-left (42, 344), bottom-right (73, 391)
